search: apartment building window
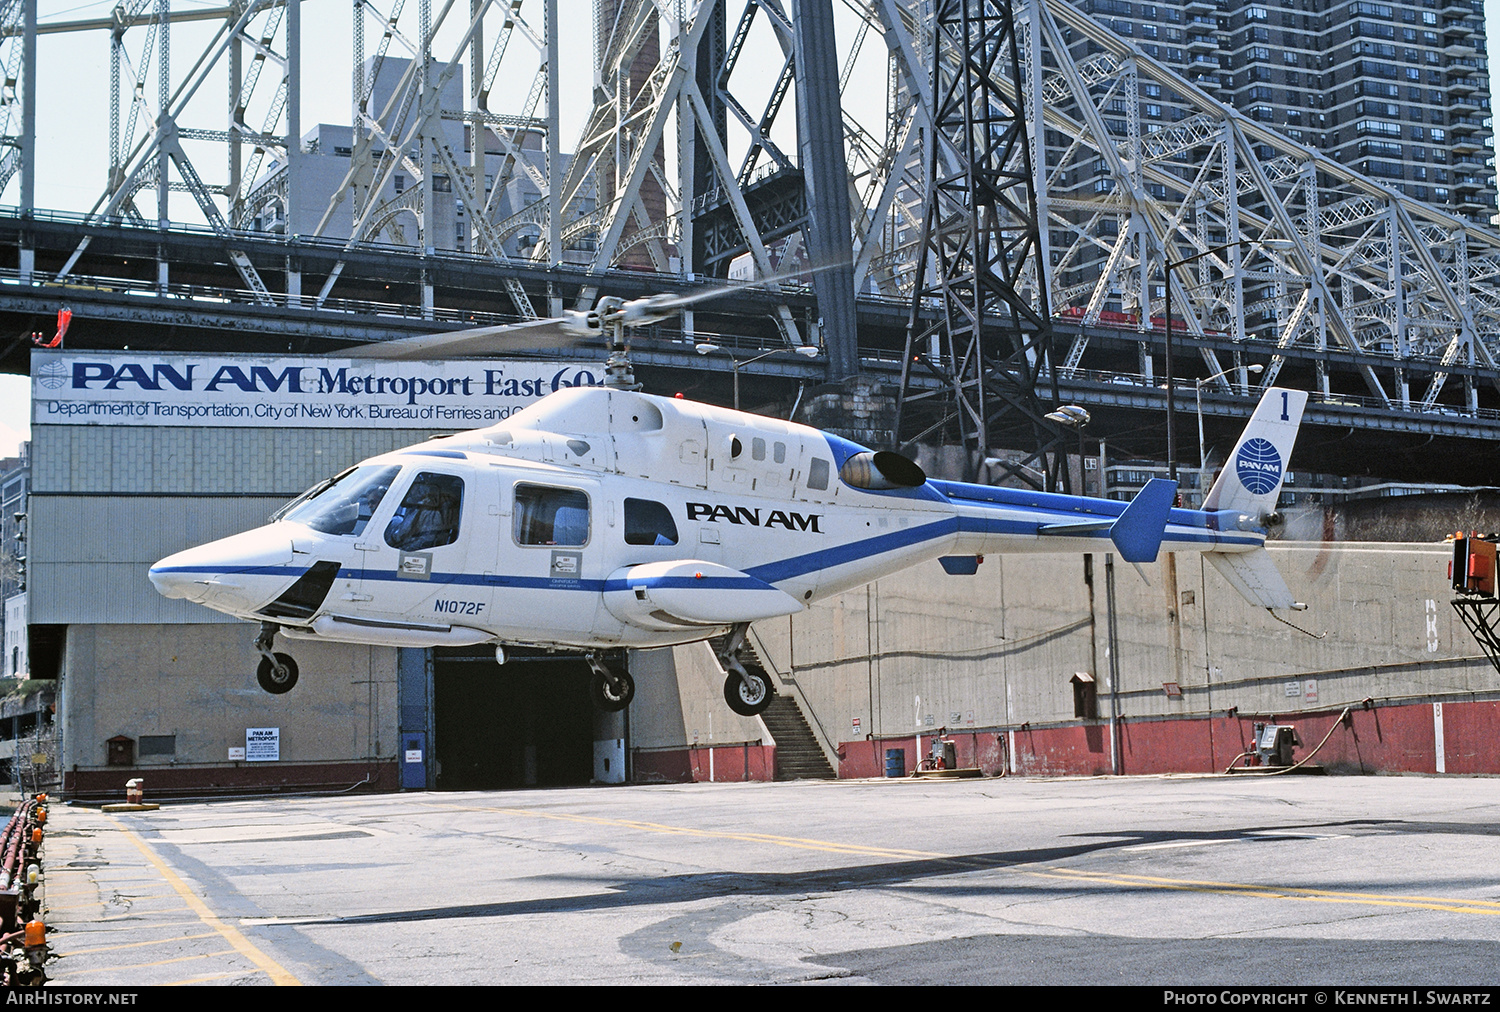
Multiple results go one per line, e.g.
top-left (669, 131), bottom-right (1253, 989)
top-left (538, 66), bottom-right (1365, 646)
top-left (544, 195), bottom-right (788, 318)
top-left (1352, 20), bottom-right (1396, 39)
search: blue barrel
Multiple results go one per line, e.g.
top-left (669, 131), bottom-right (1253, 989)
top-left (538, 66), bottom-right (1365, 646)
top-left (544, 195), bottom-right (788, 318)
top-left (884, 748), bottom-right (906, 778)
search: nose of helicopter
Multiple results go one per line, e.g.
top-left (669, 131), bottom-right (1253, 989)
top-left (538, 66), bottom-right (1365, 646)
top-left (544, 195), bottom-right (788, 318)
top-left (149, 527), bottom-right (297, 609)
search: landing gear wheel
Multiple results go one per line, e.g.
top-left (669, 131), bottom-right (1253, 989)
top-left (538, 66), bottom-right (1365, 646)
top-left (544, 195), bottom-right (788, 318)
top-left (590, 670), bottom-right (635, 711)
top-left (256, 652), bottom-right (299, 694)
top-left (723, 668), bottom-right (772, 717)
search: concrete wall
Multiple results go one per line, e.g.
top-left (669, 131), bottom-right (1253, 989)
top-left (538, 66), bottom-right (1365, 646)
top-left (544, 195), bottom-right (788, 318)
top-left (764, 542), bottom-right (1487, 734)
top-left (629, 541), bottom-right (1500, 780)
top-left (31, 425), bottom-right (437, 496)
top-left (60, 624), bottom-right (398, 797)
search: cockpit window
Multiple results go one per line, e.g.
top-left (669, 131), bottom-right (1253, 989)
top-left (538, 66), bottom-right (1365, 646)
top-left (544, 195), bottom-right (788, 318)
top-left (624, 498), bottom-right (678, 546)
top-left (279, 465), bottom-right (401, 536)
top-left (385, 472), bottom-right (465, 551)
top-left (514, 484), bottom-right (590, 547)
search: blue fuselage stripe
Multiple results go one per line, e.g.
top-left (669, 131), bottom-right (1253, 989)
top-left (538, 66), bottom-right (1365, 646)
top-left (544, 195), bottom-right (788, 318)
top-left (149, 491), bottom-right (1262, 600)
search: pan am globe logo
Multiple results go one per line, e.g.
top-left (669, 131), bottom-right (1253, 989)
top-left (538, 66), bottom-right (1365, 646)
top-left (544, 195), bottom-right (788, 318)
top-left (1235, 437), bottom-right (1282, 496)
top-left (36, 361), bottom-right (69, 390)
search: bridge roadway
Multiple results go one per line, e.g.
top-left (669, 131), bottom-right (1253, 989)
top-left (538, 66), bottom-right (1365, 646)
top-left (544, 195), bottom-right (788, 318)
top-left (4, 209), bottom-right (1500, 481)
top-left (34, 775), bottom-right (1500, 986)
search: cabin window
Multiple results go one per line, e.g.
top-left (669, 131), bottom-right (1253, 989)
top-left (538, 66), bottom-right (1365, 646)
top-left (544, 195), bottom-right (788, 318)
top-left (280, 464), bottom-right (401, 536)
top-left (752, 437), bottom-right (766, 461)
top-left (385, 472), bottom-right (465, 551)
top-left (624, 498), bottom-right (679, 546)
top-left (773, 442), bottom-right (787, 464)
top-left (807, 457), bottom-right (831, 491)
top-left (514, 484), bottom-right (590, 547)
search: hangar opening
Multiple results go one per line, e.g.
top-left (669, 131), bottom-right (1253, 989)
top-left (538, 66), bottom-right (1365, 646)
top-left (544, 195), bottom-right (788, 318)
top-left (431, 648), bottom-right (605, 790)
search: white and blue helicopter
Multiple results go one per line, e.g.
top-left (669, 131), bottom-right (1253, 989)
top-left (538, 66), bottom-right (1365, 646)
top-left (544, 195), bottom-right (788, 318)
top-left (149, 288), bottom-right (1308, 716)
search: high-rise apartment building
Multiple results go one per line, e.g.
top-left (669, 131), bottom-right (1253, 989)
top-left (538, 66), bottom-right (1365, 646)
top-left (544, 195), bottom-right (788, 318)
top-left (1074, 0), bottom-right (1496, 226)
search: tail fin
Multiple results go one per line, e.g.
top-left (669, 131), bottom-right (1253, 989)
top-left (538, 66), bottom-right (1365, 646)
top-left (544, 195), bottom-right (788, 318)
top-left (1202, 387), bottom-right (1308, 516)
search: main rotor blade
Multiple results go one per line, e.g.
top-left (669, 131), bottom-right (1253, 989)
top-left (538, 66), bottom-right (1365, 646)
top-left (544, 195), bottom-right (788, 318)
top-left (647, 260), bottom-right (843, 314)
top-left (346, 317), bottom-right (585, 360)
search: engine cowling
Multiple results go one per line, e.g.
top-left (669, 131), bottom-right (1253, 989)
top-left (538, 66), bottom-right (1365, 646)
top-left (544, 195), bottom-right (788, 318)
top-left (602, 560), bottom-right (803, 631)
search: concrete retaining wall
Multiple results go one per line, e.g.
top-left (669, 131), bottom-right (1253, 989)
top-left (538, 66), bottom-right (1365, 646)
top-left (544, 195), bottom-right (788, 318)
top-left (631, 542), bottom-right (1500, 780)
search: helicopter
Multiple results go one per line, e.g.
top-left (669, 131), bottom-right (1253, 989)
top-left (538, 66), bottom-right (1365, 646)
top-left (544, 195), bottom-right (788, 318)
top-left (148, 284), bottom-right (1309, 716)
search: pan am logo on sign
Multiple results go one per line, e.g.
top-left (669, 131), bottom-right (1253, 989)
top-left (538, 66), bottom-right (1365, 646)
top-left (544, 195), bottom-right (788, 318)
top-left (1235, 437), bottom-right (1282, 496)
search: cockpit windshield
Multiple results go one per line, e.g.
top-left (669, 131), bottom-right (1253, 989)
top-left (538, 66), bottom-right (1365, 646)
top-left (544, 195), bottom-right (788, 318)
top-left (277, 465), bottom-right (403, 536)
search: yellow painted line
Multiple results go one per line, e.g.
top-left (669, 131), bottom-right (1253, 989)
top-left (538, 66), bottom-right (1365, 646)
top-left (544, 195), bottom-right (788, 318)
top-left (49, 949), bottom-right (238, 979)
top-left (165, 971), bottom-right (252, 986)
top-left (48, 894), bottom-right (177, 913)
top-left (104, 817), bottom-right (301, 986)
top-left (1034, 867), bottom-right (1500, 916)
top-left (430, 803), bottom-right (1500, 920)
top-left (425, 803), bottom-right (947, 860)
top-left (62, 931), bottom-right (218, 956)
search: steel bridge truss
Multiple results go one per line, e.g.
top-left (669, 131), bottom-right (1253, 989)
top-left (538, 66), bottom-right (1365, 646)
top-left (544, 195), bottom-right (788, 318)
top-left (895, 0), bottom-right (1067, 489)
top-left (13, 0), bottom-right (1500, 419)
top-left (1020, 0), bottom-right (1500, 411)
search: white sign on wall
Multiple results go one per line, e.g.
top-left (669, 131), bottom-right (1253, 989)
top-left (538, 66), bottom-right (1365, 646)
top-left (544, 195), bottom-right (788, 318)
top-left (31, 350), bottom-right (603, 429)
top-left (245, 727), bottom-right (280, 762)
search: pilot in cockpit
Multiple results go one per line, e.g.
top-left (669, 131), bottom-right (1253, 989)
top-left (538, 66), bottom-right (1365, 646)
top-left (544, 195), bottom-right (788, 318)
top-left (386, 474), bottom-right (462, 551)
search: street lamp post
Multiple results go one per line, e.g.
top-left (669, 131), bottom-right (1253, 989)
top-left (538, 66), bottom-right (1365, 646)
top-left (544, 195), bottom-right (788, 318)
top-left (695, 343), bottom-right (820, 410)
top-left (1045, 404), bottom-right (1091, 496)
top-left (1162, 238), bottom-right (1284, 484)
top-left (1194, 363), bottom-right (1262, 507)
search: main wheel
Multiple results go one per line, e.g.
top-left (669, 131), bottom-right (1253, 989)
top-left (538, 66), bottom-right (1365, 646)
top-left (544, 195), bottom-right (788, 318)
top-left (256, 652), bottom-right (300, 694)
top-left (590, 669), bottom-right (635, 711)
top-left (723, 668), bottom-right (772, 716)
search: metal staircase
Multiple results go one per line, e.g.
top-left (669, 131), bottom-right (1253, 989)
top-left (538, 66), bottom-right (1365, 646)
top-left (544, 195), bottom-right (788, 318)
top-left (759, 694), bottom-right (836, 781)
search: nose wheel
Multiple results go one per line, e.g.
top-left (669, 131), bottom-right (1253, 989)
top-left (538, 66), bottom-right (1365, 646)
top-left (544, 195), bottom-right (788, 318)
top-left (587, 652), bottom-right (635, 711)
top-left (254, 622), bottom-right (299, 694)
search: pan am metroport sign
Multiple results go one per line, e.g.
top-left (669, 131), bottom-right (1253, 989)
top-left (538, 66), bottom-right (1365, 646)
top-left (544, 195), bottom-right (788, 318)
top-left (31, 350), bottom-right (602, 429)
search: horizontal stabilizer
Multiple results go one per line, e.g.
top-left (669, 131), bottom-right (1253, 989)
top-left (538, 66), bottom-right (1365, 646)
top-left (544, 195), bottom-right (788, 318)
top-left (1205, 548), bottom-right (1300, 610)
top-left (1109, 478), bottom-right (1177, 563)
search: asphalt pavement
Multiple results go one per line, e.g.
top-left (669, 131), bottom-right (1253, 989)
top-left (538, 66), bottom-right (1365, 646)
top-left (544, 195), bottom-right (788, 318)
top-left (32, 773), bottom-right (1500, 986)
